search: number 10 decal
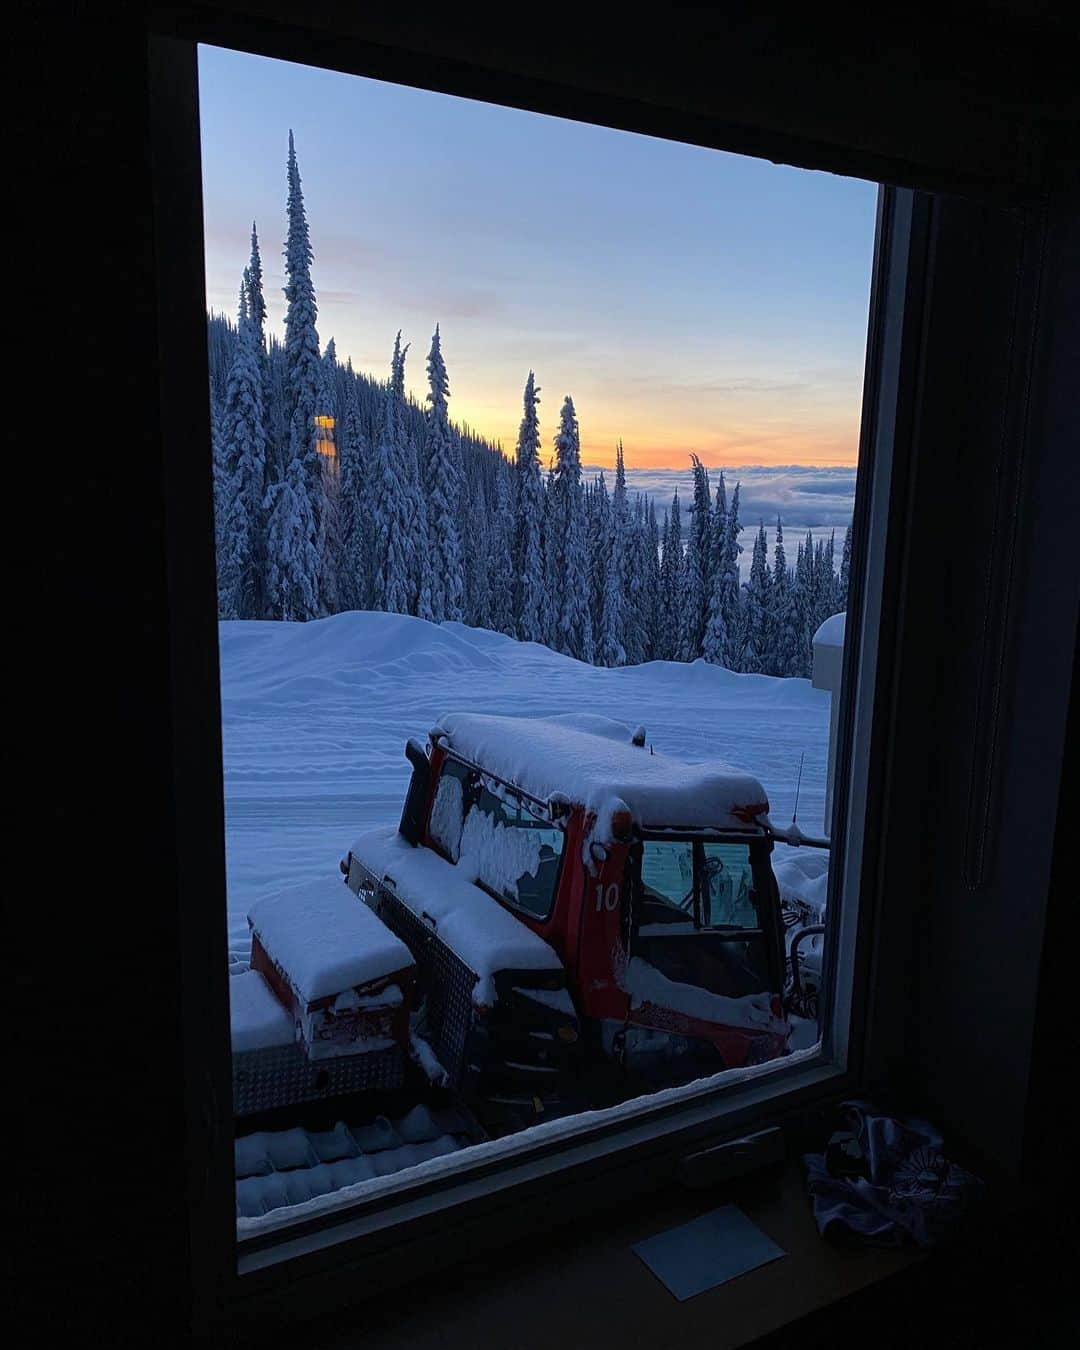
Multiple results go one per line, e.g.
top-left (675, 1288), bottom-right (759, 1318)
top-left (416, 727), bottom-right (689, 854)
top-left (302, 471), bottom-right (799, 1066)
top-left (595, 882), bottom-right (619, 913)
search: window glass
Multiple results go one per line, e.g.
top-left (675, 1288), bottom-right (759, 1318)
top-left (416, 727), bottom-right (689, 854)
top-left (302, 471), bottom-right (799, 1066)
top-left (429, 758), bottom-right (469, 861)
top-left (463, 784), bottom-right (564, 919)
top-left (632, 839), bottom-right (773, 1000)
top-left (701, 843), bottom-right (758, 929)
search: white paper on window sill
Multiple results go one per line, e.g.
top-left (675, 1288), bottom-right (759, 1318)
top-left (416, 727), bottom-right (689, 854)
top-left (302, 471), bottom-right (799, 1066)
top-left (632, 1204), bottom-right (787, 1301)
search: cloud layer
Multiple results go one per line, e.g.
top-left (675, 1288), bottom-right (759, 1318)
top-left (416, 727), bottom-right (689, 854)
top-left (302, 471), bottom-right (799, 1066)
top-left (585, 463), bottom-right (857, 578)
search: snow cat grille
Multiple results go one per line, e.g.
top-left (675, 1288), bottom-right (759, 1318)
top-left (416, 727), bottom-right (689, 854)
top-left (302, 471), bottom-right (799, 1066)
top-left (347, 857), bottom-right (580, 1108)
top-left (232, 1040), bottom-right (404, 1117)
top-left (349, 860), bottom-right (477, 1088)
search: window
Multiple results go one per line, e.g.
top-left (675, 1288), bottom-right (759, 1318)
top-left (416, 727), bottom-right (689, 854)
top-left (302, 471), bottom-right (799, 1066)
top-left (188, 34), bottom-right (896, 1264)
top-left (429, 757), bottom-right (566, 919)
top-left (631, 838), bottom-right (780, 1005)
top-left (466, 783), bottom-right (565, 920)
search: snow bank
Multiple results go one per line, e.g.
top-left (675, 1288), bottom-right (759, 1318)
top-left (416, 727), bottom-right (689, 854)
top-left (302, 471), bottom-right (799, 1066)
top-left (773, 851), bottom-right (830, 920)
top-left (350, 826), bottom-right (563, 1003)
top-left (220, 611), bottom-right (829, 966)
top-left (248, 876), bottom-right (413, 1005)
top-left (435, 711), bottom-right (769, 834)
top-left (229, 970), bottom-right (294, 1053)
top-left (813, 612), bottom-right (846, 648)
top-left (235, 1041), bottom-right (824, 1237)
top-left (624, 957), bottom-right (778, 1032)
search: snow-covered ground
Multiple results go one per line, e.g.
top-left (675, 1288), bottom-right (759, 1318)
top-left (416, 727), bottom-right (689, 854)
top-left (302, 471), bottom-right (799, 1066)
top-left (220, 611), bottom-right (831, 960)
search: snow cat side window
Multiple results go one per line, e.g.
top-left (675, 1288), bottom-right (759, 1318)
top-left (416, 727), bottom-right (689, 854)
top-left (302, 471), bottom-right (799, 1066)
top-left (632, 839), bottom-right (775, 999)
top-left (464, 783), bottom-right (565, 921)
top-left (429, 756), bottom-right (471, 861)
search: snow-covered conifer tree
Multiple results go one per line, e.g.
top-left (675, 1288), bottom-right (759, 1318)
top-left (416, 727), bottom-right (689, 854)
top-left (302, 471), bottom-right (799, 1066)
top-left (513, 373), bottom-right (546, 642)
top-left (659, 490), bottom-right (683, 660)
top-left (588, 473), bottom-right (611, 646)
top-left (641, 497), bottom-right (662, 662)
top-left (702, 474), bottom-right (729, 665)
top-left (597, 534), bottom-right (627, 668)
top-left (337, 378), bottom-right (367, 611)
top-left (246, 222), bottom-right (267, 356)
top-left (793, 533), bottom-right (814, 676)
top-left (263, 453), bottom-right (320, 621)
top-left (212, 401), bottom-right (241, 619)
top-left (771, 517), bottom-right (801, 677)
top-left (283, 131), bottom-right (322, 474)
top-left (598, 446), bottom-right (629, 666)
top-left (218, 278), bottom-right (268, 618)
top-left (281, 130), bottom-right (325, 610)
top-left (370, 337), bottom-right (413, 614)
top-left (839, 524), bottom-right (852, 610)
top-left (314, 339), bottom-right (341, 614)
top-left (550, 395), bottom-right (594, 662)
top-left (422, 325), bottom-right (463, 622)
top-left (487, 466), bottom-right (515, 635)
top-left (721, 482), bottom-right (744, 668)
top-left (677, 455), bottom-right (711, 660)
top-left (742, 523), bottom-right (772, 673)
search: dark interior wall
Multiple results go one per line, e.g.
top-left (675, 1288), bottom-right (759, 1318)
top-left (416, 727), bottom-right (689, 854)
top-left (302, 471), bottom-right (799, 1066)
top-left (23, 2), bottom-right (1078, 1340)
top-left (860, 187), bottom-right (1079, 1170)
top-left (163, 3), bottom-right (1079, 197)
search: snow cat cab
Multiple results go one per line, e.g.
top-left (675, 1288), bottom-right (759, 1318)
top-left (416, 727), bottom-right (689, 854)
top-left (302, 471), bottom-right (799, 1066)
top-left (342, 713), bottom-right (808, 1125)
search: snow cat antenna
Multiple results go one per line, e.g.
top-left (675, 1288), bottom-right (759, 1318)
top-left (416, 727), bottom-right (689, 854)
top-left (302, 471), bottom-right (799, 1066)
top-left (792, 751), bottom-right (805, 825)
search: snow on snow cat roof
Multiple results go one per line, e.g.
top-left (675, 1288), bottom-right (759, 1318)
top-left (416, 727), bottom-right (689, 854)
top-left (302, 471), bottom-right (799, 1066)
top-left (433, 712), bottom-right (770, 832)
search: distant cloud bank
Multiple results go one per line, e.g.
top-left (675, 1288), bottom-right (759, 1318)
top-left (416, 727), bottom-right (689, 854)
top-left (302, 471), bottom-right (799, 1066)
top-left (582, 463), bottom-right (857, 580)
top-left (587, 463), bottom-right (857, 528)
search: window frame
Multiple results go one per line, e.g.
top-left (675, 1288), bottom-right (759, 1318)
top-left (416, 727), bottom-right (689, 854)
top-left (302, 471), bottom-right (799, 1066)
top-left (146, 25), bottom-right (932, 1334)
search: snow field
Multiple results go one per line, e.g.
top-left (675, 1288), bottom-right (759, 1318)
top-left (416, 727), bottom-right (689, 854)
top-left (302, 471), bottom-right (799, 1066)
top-left (220, 610), bottom-right (832, 966)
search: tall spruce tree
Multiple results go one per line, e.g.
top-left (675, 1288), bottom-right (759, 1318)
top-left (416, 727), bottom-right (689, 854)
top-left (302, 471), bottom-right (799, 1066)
top-left (487, 466), bottom-right (515, 636)
top-left (702, 474), bottom-right (729, 666)
top-left (550, 396), bottom-right (594, 662)
top-left (263, 453), bottom-right (320, 622)
top-left (211, 399), bottom-right (241, 619)
top-left (678, 455), bottom-right (711, 660)
top-left (370, 337), bottom-right (413, 614)
top-left (513, 372), bottom-right (546, 642)
top-left (721, 483), bottom-right (744, 668)
top-left (337, 377), bottom-right (367, 611)
top-left (771, 517), bottom-right (801, 677)
top-left (218, 278), bottom-right (268, 618)
top-left (588, 473), bottom-right (612, 645)
top-left (794, 533), bottom-right (814, 676)
top-left (659, 490), bottom-right (683, 660)
top-left (314, 340), bottom-right (342, 614)
top-left (614, 444), bottom-right (643, 664)
top-left (742, 522), bottom-right (772, 673)
top-left (839, 524), bottom-right (852, 610)
top-left (422, 325), bottom-right (464, 622)
top-left (281, 130), bottom-right (326, 611)
top-left (642, 498), bottom-right (662, 662)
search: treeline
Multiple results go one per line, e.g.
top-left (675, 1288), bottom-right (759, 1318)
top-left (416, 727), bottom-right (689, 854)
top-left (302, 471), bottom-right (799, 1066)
top-left (211, 131), bottom-right (849, 677)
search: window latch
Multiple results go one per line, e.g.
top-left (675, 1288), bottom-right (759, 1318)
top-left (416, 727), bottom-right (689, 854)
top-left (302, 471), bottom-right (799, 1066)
top-left (676, 1126), bottom-right (785, 1188)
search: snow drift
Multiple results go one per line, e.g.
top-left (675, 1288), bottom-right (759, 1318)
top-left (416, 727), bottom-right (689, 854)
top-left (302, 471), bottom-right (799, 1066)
top-left (220, 611), bottom-right (830, 964)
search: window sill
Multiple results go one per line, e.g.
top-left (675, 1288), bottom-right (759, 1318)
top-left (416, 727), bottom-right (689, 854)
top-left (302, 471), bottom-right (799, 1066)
top-left (240, 1157), bottom-right (923, 1350)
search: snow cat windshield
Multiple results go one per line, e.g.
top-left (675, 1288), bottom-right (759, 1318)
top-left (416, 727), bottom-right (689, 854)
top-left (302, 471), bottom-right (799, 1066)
top-left (628, 836), bottom-right (783, 1001)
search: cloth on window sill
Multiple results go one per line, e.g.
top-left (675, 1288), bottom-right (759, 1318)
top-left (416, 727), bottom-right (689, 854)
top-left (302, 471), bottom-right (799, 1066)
top-left (803, 1100), bottom-right (983, 1248)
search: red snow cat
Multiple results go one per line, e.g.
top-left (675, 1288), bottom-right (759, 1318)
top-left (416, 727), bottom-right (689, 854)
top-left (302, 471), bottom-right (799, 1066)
top-left (337, 712), bottom-right (814, 1130)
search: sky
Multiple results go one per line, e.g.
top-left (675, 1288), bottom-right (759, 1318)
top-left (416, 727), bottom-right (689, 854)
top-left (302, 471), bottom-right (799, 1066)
top-left (198, 45), bottom-right (878, 473)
